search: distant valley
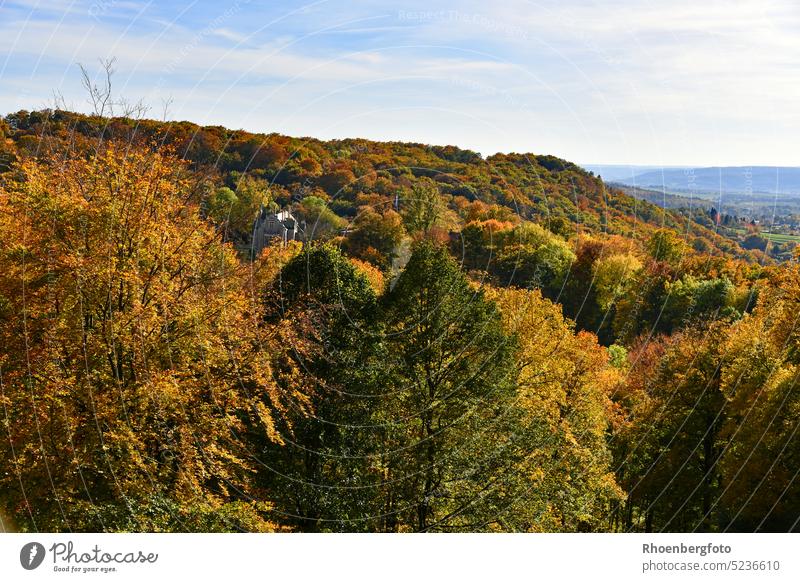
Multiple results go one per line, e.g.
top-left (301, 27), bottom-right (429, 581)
top-left (583, 164), bottom-right (800, 197)
top-left (583, 165), bottom-right (800, 261)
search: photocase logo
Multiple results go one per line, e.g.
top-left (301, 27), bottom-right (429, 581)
top-left (20, 542), bottom-right (46, 570)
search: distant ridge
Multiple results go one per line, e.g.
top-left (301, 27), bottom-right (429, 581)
top-left (583, 165), bottom-right (800, 195)
top-left (582, 164), bottom-right (691, 183)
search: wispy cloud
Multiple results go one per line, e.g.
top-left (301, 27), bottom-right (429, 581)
top-left (210, 27), bottom-right (249, 44)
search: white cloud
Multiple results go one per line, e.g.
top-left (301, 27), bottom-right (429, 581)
top-left (1, 0), bottom-right (798, 165)
top-left (210, 27), bottom-right (249, 44)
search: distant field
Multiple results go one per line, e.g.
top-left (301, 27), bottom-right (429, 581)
top-left (729, 228), bottom-right (800, 243)
top-left (766, 232), bottom-right (800, 243)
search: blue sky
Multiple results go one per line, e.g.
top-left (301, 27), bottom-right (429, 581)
top-left (1, 0), bottom-right (798, 165)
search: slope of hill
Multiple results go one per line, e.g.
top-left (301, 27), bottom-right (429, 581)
top-left (0, 109), bottom-right (751, 263)
top-left (609, 183), bottom-right (714, 210)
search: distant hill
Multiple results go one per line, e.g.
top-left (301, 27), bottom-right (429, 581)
top-left (594, 166), bottom-right (800, 196)
top-left (582, 164), bottom-right (691, 183)
top-left (0, 109), bottom-right (754, 262)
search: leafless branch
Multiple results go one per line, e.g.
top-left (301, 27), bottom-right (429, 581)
top-left (160, 96), bottom-right (174, 122)
top-left (79, 57), bottom-right (116, 117)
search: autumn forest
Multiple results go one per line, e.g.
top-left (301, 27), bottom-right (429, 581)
top-left (0, 108), bottom-right (798, 533)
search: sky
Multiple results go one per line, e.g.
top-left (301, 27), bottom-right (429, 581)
top-left (1, 0), bottom-right (798, 166)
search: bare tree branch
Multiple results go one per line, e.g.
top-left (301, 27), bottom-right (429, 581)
top-left (78, 57), bottom-right (117, 117)
top-left (160, 96), bottom-right (174, 122)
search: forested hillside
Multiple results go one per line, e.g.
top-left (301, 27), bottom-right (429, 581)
top-left (0, 109), bottom-right (796, 533)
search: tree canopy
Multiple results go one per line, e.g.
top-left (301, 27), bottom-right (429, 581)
top-left (0, 110), bottom-right (796, 532)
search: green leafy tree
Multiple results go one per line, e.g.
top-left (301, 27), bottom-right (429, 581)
top-left (295, 195), bottom-right (345, 240)
top-left (647, 229), bottom-right (686, 264)
top-left (344, 207), bottom-right (405, 269)
top-left (258, 244), bottom-right (384, 531)
top-left (401, 178), bottom-right (444, 236)
top-left (495, 223), bottom-right (575, 299)
top-left (378, 242), bottom-right (520, 531)
top-left (615, 326), bottom-right (728, 532)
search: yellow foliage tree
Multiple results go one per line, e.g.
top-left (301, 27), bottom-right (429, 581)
top-left (0, 145), bottom-right (289, 531)
top-left (486, 286), bottom-right (624, 531)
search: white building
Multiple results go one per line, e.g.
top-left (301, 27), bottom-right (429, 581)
top-left (251, 206), bottom-right (301, 257)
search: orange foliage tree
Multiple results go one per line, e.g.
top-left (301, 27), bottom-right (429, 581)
top-left (0, 145), bottom-right (291, 531)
